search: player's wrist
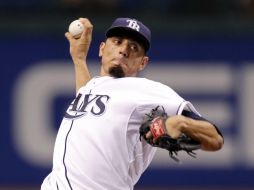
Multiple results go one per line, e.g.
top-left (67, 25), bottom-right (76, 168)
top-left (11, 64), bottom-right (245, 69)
top-left (165, 116), bottom-right (186, 133)
top-left (71, 52), bottom-right (87, 60)
top-left (72, 56), bottom-right (87, 65)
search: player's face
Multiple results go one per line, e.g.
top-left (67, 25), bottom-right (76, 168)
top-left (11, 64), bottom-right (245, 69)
top-left (99, 36), bottom-right (149, 78)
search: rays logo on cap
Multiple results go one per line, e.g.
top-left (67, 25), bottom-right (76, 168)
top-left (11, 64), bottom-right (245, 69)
top-left (106, 18), bottom-right (151, 51)
top-left (126, 19), bottom-right (140, 31)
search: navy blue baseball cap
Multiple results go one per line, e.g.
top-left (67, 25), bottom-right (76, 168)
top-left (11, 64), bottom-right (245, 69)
top-left (106, 18), bottom-right (151, 52)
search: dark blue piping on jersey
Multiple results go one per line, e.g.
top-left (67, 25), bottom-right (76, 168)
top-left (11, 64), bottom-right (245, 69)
top-left (63, 119), bottom-right (74, 190)
top-left (176, 100), bottom-right (185, 115)
top-left (62, 94), bottom-right (87, 190)
top-left (56, 181), bottom-right (59, 190)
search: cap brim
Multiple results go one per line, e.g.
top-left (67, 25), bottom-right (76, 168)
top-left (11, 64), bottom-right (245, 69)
top-left (106, 27), bottom-right (150, 52)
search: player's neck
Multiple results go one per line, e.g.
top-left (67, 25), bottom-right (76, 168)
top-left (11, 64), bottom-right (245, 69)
top-left (100, 69), bottom-right (110, 77)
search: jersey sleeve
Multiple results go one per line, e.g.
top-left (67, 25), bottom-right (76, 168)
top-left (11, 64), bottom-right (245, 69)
top-left (133, 78), bottom-right (200, 118)
top-left (178, 101), bottom-right (224, 140)
top-left (176, 100), bottom-right (201, 116)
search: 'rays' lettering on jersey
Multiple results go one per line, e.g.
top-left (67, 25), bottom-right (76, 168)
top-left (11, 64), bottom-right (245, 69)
top-left (64, 93), bottom-right (110, 119)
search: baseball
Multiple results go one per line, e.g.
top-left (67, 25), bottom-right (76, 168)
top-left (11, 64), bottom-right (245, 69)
top-left (68, 20), bottom-right (85, 38)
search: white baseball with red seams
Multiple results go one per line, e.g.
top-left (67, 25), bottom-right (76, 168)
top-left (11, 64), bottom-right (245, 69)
top-left (68, 20), bottom-right (84, 38)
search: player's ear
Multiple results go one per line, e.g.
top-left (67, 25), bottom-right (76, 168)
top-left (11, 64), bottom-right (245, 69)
top-left (138, 56), bottom-right (149, 71)
top-left (99, 42), bottom-right (105, 57)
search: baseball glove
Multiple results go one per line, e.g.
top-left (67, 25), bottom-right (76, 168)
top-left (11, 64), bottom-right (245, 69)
top-left (139, 106), bottom-right (201, 162)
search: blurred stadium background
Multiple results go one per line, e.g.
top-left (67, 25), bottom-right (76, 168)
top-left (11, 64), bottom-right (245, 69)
top-left (1, 0), bottom-right (254, 189)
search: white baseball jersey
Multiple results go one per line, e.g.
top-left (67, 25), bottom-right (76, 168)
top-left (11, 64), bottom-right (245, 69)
top-left (41, 76), bottom-right (199, 190)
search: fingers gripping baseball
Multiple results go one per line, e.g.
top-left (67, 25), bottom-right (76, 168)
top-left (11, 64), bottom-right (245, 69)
top-left (65, 18), bottom-right (93, 60)
top-left (79, 18), bottom-right (93, 41)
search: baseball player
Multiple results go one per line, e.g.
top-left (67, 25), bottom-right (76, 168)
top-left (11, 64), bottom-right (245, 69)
top-left (41, 18), bottom-right (224, 190)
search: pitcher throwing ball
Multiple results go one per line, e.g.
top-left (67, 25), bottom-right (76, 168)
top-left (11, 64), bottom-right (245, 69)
top-left (41, 17), bottom-right (224, 190)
